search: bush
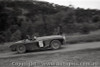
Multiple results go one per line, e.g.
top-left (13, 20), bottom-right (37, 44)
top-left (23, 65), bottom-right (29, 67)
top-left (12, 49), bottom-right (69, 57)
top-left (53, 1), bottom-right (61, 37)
top-left (0, 35), bottom-right (5, 43)
top-left (10, 30), bottom-right (22, 41)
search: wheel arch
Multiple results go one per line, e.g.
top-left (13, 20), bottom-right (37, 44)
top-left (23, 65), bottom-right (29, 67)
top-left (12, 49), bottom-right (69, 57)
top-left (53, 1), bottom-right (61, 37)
top-left (50, 39), bottom-right (64, 45)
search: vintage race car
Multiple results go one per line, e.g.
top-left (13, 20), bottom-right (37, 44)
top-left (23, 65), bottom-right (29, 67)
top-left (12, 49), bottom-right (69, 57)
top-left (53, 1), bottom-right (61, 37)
top-left (9, 35), bottom-right (66, 53)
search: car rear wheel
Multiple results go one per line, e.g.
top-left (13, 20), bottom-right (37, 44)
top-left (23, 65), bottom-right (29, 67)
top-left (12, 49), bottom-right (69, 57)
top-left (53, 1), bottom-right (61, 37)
top-left (50, 40), bottom-right (61, 50)
top-left (16, 44), bottom-right (26, 53)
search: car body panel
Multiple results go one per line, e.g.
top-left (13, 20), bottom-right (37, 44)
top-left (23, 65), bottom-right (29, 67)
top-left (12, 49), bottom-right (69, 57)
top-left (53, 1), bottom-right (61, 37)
top-left (36, 35), bottom-right (64, 41)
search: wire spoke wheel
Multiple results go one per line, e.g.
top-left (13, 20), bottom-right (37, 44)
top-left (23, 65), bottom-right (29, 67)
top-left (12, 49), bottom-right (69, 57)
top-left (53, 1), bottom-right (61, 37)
top-left (16, 44), bottom-right (26, 53)
top-left (50, 40), bottom-right (61, 49)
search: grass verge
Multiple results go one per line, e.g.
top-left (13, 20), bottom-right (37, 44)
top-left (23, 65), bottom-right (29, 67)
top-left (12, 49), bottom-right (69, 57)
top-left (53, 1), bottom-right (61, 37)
top-left (0, 48), bottom-right (100, 67)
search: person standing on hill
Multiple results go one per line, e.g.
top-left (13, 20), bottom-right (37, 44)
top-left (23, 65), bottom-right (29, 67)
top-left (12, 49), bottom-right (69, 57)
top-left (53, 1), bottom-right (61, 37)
top-left (57, 24), bottom-right (63, 35)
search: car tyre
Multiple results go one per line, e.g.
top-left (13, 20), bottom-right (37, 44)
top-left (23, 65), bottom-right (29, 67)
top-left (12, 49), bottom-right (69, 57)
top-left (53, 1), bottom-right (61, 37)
top-left (50, 40), bottom-right (61, 50)
top-left (16, 44), bottom-right (26, 53)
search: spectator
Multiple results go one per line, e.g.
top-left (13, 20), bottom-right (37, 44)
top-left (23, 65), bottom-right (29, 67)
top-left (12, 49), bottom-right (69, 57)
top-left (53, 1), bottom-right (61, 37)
top-left (57, 24), bottom-right (63, 35)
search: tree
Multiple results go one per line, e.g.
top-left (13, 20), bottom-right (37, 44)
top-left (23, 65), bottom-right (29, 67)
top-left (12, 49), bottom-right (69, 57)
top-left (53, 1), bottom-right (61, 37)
top-left (10, 30), bottom-right (21, 41)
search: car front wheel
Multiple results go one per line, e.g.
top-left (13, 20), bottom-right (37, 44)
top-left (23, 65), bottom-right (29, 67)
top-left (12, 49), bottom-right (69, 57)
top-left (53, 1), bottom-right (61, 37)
top-left (50, 40), bottom-right (61, 50)
top-left (16, 44), bottom-right (26, 53)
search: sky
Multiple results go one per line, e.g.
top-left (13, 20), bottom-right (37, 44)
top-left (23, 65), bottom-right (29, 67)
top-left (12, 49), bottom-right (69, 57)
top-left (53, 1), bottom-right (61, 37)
top-left (39, 0), bottom-right (100, 9)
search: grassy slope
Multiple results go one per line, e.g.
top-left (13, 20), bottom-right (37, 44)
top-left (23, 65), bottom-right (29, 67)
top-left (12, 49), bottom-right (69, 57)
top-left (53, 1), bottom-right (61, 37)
top-left (66, 30), bottom-right (100, 44)
top-left (0, 48), bottom-right (100, 67)
top-left (0, 42), bottom-right (14, 53)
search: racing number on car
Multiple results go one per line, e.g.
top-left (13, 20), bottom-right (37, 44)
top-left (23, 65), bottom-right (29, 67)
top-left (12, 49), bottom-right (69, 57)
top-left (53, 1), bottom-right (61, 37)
top-left (39, 41), bottom-right (44, 47)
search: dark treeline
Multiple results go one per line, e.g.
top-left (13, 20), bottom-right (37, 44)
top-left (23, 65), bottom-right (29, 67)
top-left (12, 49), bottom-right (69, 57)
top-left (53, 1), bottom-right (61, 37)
top-left (0, 0), bottom-right (100, 42)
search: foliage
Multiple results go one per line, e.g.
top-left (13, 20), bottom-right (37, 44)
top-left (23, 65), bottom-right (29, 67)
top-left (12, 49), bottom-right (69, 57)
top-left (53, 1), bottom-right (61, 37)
top-left (0, 1), bottom-right (100, 42)
top-left (10, 30), bottom-right (21, 41)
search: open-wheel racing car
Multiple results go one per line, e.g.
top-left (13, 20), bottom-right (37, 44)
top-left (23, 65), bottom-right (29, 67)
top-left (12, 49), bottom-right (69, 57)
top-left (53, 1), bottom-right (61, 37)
top-left (9, 35), bottom-right (66, 53)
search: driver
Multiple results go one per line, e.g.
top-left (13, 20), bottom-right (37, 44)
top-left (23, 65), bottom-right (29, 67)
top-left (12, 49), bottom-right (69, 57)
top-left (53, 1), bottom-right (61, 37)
top-left (26, 35), bottom-right (37, 40)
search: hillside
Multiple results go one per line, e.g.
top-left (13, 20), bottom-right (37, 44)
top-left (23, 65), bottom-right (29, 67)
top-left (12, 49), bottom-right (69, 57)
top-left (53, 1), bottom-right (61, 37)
top-left (0, 0), bottom-right (100, 43)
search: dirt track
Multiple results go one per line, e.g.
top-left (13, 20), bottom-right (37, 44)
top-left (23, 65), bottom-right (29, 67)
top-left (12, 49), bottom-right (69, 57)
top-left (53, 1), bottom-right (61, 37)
top-left (0, 42), bottom-right (100, 59)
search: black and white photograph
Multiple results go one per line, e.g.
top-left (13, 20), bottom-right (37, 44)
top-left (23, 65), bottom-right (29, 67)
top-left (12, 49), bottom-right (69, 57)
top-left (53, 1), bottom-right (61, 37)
top-left (0, 0), bottom-right (100, 67)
